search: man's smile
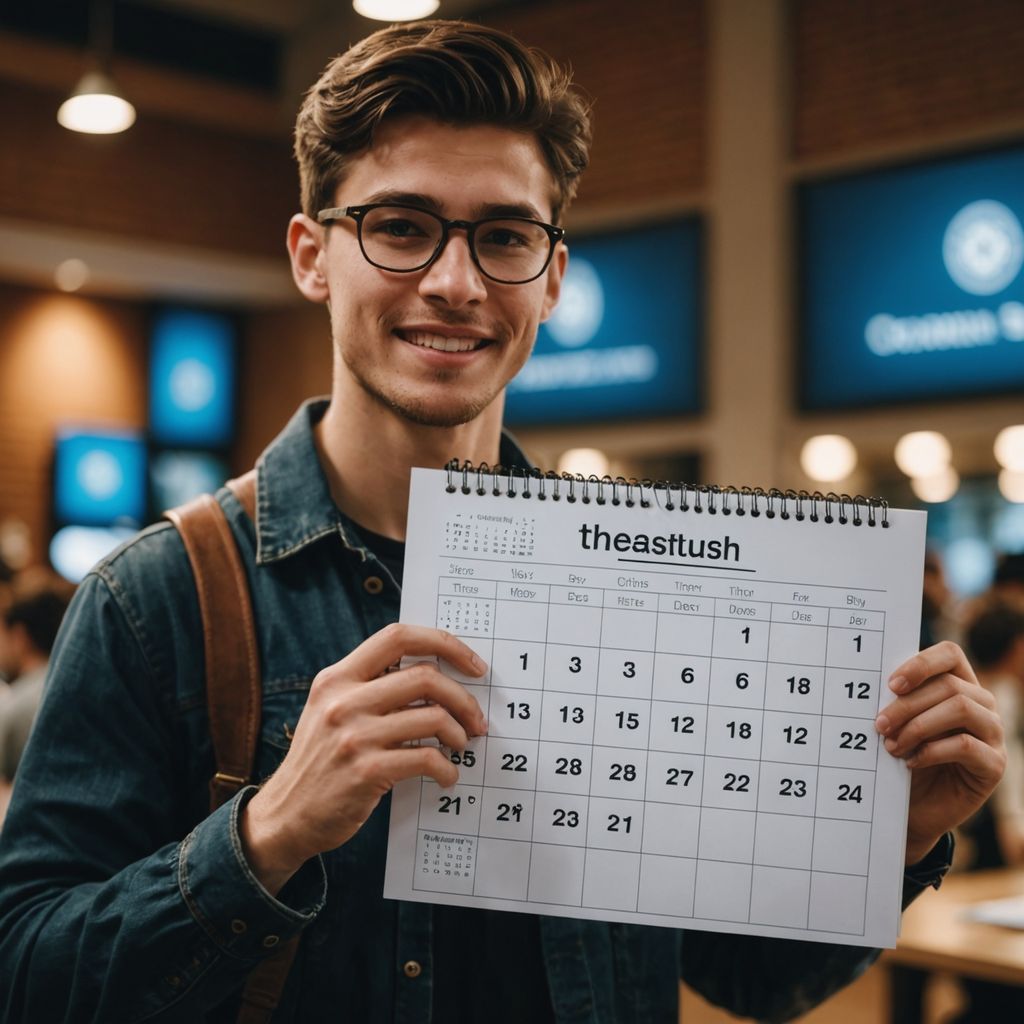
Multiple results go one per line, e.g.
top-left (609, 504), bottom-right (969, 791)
top-left (394, 326), bottom-right (494, 353)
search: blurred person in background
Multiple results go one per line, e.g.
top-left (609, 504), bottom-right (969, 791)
top-left (946, 598), bottom-right (1024, 1024)
top-left (0, 19), bottom-right (1006, 1024)
top-left (962, 596), bottom-right (1024, 868)
top-left (921, 548), bottom-right (961, 648)
top-left (993, 551), bottom-right (1024, 601)
top-left (0, 572), bottom-right (74, 783)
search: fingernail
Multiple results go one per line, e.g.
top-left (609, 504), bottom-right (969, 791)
top-left (477, 714), bottom-right (489, 734)
top-left (875, 713), bottom-right (890, 735)
top-left (884, 737), bottom-right (898, 753)
top-left (471, 653), bottom-right (487, 674)
top-left (889, 675), bottom-right (907, 693)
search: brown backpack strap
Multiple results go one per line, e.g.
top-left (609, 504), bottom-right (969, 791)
top-left (165, 469), bottom-right (260, 810)
top-left (165, 469), bottom-right (299, 1023)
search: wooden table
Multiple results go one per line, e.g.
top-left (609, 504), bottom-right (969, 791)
top-left (884, 868), bottom-right (1024, 986)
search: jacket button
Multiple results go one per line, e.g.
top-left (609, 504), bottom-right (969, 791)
top-left (262, 935), bottom-right (280, 948)
top-left (403, 960), bottom-right (422, 978)
top-left (364, 576), bottom-right (384, 595)
top-left (231, 919), bottom-right (247, 934)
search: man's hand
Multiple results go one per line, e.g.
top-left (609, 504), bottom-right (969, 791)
top-left (875, 641), bottom-right (1006, 866)
top-left (240, 624), bottom-right (488, 895)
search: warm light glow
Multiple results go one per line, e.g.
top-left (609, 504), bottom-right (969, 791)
top-left (57, 71), bottom-right (136, 134)
top-left (54, 258), bottom-right (90, 292)
top-left (557, 448), bottom-right (610, 478)
top-left (799, 434), bottom-right (857, 483)
top-left (999, 469), bottom-right (1024, 503)
top-left (894, 431), bottom-right (952, 478)
top-left (353, 0), bottom-right (440, 20)
top-left (994, 425), bottom-right (1024, 472)
top-left (910, 467), bottom-right (960, 503)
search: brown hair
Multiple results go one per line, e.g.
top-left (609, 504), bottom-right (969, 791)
top-left (294, 20), bottom-right (592, 224)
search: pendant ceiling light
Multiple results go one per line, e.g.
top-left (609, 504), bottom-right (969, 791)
top-left (57, 0), bottom-right (136, 135)
top-left (353, 0), bottom-right (441, 22)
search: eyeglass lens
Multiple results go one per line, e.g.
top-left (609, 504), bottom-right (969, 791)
top-left (358, 206), bottom-right (552, 283)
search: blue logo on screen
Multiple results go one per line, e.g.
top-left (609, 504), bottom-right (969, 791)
top-left (150, 310), bottom-right (236, 446)
top-left (942, 200), bottom-right (1024, 296)
top-left (800, 145), bottom-right (1024, 409)
top-left (54, 430), bottom-right (147, 527)
top-left (505, 219), bottom-right (702, 425)
top-left (545, 258), bottom-right (605, 348)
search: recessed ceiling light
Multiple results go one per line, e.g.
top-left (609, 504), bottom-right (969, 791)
top-left (353, 0), bottom-right (441, 22)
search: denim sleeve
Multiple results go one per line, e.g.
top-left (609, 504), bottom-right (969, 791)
top-left (678, 836), bottom-right (954, 1022)
top-left (0, 569), bottom-right (326, 1023)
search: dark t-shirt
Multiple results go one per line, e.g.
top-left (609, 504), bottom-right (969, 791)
top-left (353, 522), bottom-right (555, 1024)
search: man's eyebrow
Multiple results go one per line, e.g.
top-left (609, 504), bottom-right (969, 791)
top-left (360, 191), bottom-right (443, 212)
top-left (358, 191), bottom-right (547, 223)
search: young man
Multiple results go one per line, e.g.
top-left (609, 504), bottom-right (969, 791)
top-left (0, 20), bottom-right (1005, 1023)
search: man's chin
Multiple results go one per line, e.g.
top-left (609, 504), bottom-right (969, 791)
top-left (365, 382), bottom-right (497, 429)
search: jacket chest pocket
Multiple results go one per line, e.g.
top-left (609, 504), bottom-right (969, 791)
top-left (254, 685), bottom-right (309, 782)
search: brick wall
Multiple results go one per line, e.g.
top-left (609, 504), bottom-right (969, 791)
top-left (484, 0), bottom-right (708, 214)
top-left (792, 0), bottom-right (1024, 159)
top-left (0, 80), bottom-right (296, 259)
top-left (0, 283), bottom-right (147, 564)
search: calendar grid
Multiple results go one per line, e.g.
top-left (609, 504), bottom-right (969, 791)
top-left (416, 571), bottom-right (890, 932)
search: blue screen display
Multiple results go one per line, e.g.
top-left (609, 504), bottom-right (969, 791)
top-left (505, 218), bottom-right (702, 425)
top-left (150, 449), bottom-right (229, 512)
top-left (150, 309), bottom-right (236, 445)
top-left (799, 144), bottom-right (1024, 409)
top-left (53, 429), bottom-right (147, 527)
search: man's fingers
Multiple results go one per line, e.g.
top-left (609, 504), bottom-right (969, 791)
top-left (370, 704), bottom-right (471, 752)
top-left (881, 690), bottom-right (1003, 757)
top-left (877, 672), bottom-right (995, 736)
top-left (340, 622), bottom-right (486, 681)
top-left (903, 732), bottom-right (1005, 788)
top-left (378, 745), bottom-right (460, 790)
top-left (888, 640), bottom-right (978, 695)
top-left (364, 663), bottom-right (487, 734)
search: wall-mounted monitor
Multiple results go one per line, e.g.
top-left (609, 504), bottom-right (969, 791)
top-left (53, 427), bottom-right (147, 527)
top-left (150, 449), bottom-right (229, 512)
top-left (798, 144), bottom-right (1024, 410)
top-left (504, 217), bottom-right (703, 425)
top-left (149, 308), bottom-right (237, 446)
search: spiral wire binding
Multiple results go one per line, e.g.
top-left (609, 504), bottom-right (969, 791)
top-left (445, 460), bottom-right (890, 528)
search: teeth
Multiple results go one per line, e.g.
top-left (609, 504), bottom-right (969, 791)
top-left (403, 330), bottom-right (482, 353)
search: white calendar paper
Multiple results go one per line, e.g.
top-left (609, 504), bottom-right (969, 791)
top-left (384, 469), bottom-right (927, 948)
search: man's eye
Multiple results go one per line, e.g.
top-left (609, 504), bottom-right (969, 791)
top-left (480, 228), bottom-right (529, 248)
top-left (377, 219), bottom-right (428, 238)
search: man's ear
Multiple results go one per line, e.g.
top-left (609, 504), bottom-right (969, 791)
top-left (539, 242), bottom-right (568, 323)
top-left (287, 214), bottom-right (330, 303)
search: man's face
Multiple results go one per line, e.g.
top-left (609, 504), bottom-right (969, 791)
top-left (313, 116), bottom-right (566, 428)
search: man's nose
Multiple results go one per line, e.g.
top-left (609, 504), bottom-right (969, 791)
top-left (417, 231), bottom-right (488, 307)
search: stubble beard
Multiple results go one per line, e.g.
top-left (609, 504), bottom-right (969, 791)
top-left (346, 357), bottom-right (501, 429)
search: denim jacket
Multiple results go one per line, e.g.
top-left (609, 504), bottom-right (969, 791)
top-left (0, 400), bottom-right (950, 1023)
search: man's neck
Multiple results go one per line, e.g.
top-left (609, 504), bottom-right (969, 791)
top-left (313, 381), bottom-right (504, 540)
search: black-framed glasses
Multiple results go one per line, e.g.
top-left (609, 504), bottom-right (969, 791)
top-left (316, 203), bottom-right (565, 285)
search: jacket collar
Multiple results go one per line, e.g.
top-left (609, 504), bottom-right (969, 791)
top-left (253, 397), bottom-right (532, 566)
